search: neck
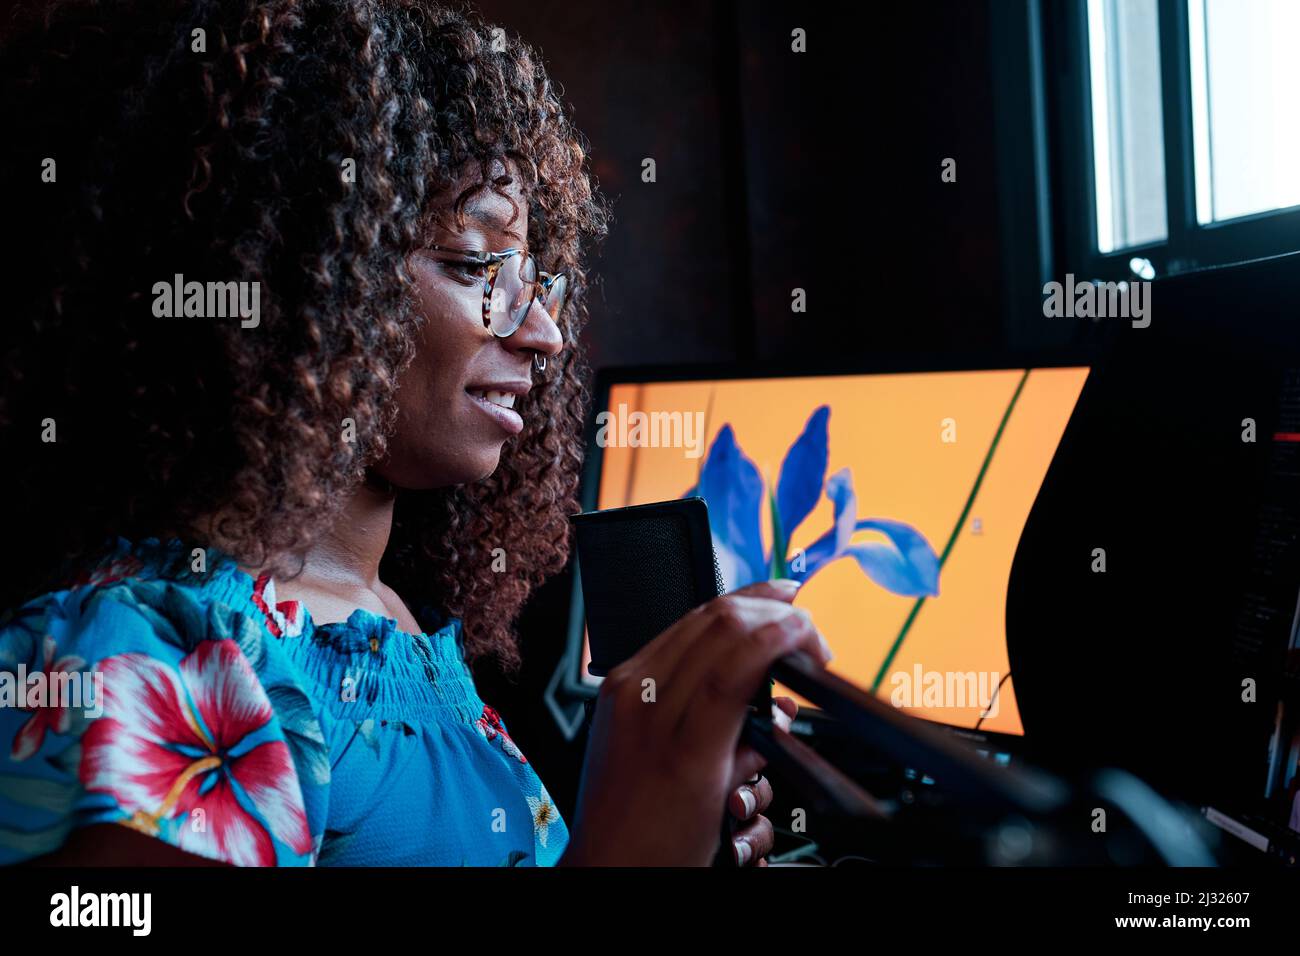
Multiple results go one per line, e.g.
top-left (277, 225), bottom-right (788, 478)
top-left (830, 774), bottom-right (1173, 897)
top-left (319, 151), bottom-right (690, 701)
top-left (305, 473), bottom-right (397, 590)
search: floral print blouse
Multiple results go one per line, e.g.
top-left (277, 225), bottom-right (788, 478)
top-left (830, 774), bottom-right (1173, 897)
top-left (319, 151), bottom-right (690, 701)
top-left (0, 539), bottom-right (567, 866)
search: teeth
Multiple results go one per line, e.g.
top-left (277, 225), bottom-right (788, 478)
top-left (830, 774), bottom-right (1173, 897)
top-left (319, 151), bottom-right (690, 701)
top-left (473, 389), bottom-right (516, 409)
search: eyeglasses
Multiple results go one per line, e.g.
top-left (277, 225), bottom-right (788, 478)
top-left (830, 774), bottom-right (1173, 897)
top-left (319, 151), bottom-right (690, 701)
top-left (426, 244), bottom-right (569, 338)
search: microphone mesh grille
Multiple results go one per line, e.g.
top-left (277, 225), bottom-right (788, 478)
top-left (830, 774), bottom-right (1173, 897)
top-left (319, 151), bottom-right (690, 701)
top-left (576, 512), bottom-right (700, 674)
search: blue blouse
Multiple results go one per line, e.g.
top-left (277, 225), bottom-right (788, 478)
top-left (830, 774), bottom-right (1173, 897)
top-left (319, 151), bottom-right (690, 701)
top-left (0, 539), bottom-right (567, 866)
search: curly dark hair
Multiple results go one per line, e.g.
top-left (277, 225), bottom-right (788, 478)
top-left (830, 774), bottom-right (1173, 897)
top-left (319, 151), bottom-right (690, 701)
top-left (0, 0), bottom-right (608, 670)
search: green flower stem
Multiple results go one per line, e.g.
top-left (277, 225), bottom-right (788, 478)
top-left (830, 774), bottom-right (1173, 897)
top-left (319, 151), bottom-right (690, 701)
top-left (869, 369), bottom-right (1031, 692)
top-left (768, 486), bottom-right (788, 579)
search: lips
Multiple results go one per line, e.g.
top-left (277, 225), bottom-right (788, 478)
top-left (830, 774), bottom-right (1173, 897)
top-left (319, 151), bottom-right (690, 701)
top-left (465, 380), bottom-right (531, 435)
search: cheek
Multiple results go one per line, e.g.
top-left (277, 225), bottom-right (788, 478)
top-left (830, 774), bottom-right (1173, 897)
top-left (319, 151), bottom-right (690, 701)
top-left (407, 264), bottom-right (477, 376)
top-left (379, 270), bottom-right (504, 487)
top-left (396, 289), bottom-right (472, 433)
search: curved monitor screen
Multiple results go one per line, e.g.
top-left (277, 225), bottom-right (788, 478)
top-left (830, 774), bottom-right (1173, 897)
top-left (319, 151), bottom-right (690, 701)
top-left (579, 367), bottom-right (1091, 736)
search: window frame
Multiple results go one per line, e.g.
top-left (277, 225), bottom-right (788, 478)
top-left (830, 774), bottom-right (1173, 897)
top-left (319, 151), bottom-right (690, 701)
top-left (1051, 0), bottom-right (1300, 282)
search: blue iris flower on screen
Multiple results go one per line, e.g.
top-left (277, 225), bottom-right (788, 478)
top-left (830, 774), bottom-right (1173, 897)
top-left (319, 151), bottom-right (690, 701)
top-left (685, 405), bottom-right (940, 597)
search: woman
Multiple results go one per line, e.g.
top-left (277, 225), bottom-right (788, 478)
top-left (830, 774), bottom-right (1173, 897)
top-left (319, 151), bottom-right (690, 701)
top-left (0, 0), bottom-right (829, 866)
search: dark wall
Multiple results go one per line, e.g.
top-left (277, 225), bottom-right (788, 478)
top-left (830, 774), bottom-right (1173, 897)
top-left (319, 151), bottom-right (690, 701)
top-left (476, 0), bottom-right (1007, 368)
top-left (474, 0), bottom-right (745, 365)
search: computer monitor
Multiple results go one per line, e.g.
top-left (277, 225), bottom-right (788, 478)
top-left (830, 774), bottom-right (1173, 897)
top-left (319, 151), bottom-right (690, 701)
top-left (564, 360), bottom-right (1091, 738)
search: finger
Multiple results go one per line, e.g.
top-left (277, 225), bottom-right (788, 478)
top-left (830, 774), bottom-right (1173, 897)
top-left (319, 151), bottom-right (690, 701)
top-left (731, 814), bottom-right (774, 866)
top-left (677, 608), bottom-right (829, 755)
top-left (731, 743), bottom-right (767, 791)
top-left (651, 596), bottom-right (807, 732)
top-left (772, 696), bottom-right (797, 732)
top-left (729, 774), bottom-right (773, 820)
top-left (594, 584), bottom-right (801, 715)
top-left (674, 608), bottom-right (822, 763)
top-left (632, 594), bottom-right (798, 695)
top-left (597, 599), bottom-right (740, 726)
top-left (730, 579), bottom-right (802, 604)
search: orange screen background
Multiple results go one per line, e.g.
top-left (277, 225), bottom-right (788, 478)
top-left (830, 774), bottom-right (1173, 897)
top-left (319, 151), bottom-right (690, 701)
top-left (584, 367), bottom-right (1090, 735)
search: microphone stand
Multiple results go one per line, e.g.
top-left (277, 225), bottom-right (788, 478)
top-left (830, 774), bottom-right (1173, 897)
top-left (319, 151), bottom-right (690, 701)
top-left (740, 653), bottom-right (1215, 866)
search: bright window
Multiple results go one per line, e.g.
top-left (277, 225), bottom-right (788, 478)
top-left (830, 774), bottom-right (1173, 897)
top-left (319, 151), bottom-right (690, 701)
top-left (1189, 0), bottom-right (1300, 224)
top-left (1087, 0), bottom-right (1168, 253)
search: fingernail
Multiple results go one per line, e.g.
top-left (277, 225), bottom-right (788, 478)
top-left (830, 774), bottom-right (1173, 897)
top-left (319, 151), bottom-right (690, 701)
top-left (734, 838), bottom-right (753, 865)
top-left (772, 578), bottom-right (800, 593)
top-left (738, 786), bottom-right (756, 818)
top-left (819, 633), bottom-right (834, 662)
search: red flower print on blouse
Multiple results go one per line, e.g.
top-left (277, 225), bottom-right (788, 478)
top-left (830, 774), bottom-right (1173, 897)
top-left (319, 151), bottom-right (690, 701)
top-left (80, 640), bottom-right (311, 866)
top-left (250, 575), bottom-right (304, 638)
top-left (475, 704), bottom-right (527, 764)
top-left (65, 554), bottom-right (145, 590)
top-left (10, 636), bottom-right (87, 761)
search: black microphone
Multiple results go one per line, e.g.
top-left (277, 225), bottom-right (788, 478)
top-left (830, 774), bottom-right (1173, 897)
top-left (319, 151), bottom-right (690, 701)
top-left (570, 497), bottom-right (876, 865)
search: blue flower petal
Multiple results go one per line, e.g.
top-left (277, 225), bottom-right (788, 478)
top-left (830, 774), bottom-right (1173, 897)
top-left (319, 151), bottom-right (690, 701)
top-left (789, 468), bottom-right (857, 581)
top-left (776, 406), bottom-right (830, 541)
top-left (697, 425), bottom-right (767, 587)
top-left (824, 469), bottom-right (859, 554)
top-left (847, 519), bottom-right (940, 597)
top-left (713, 540), bottom-right (759, 592)
top-left (791, 528), bottom-right (833, 582)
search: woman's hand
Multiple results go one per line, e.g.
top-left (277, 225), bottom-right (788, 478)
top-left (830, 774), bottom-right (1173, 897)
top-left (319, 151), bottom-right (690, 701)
top-left (561, 581), bottom-right (831, 866)
top-left (727, 696), bottom-right (798, 866)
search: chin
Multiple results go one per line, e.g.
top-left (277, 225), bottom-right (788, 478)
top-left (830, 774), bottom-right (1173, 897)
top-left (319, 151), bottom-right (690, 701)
top-left (447, 441), bottom-right (506, 485)
top-left (470, 446), bottom-right (504, 481)
top-left (379, 442), bottom-right (504, 492)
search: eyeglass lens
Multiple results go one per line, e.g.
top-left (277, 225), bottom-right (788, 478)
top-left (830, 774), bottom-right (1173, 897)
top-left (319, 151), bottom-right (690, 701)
top-left (489, 254), bottom-right (568, 336)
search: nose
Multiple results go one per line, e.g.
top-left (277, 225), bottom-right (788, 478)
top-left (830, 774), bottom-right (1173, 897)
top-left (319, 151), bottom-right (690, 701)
top-left (504, 295), bottom-right (564, 362)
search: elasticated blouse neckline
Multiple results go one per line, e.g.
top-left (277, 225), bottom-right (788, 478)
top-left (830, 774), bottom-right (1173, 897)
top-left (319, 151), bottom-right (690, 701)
top-left (292, 603), bottom-right (487, 724)
top-left (98, 536), bottom-right (487, 724)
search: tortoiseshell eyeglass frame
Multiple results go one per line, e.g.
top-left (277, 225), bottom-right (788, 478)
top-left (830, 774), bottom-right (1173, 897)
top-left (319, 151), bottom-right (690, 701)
top-left (425, 244), bottom-right (568, 338)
